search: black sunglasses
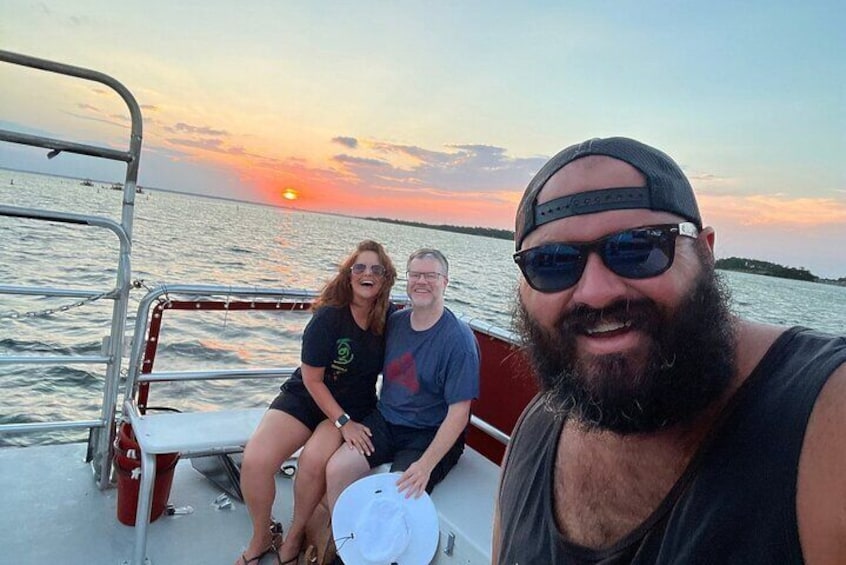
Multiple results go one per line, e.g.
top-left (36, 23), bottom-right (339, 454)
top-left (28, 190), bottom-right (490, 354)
top-left (351, 263), bottom-right (386, 277)
top-left (513, 223), bottom-right (698, 293)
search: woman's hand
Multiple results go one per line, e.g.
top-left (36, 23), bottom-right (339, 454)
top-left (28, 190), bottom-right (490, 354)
top-left (340, 421), bottom-right (374, 456)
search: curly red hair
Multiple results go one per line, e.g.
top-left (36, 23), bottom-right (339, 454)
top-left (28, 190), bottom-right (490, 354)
top-left (312, 240), bottom-right (397, 335)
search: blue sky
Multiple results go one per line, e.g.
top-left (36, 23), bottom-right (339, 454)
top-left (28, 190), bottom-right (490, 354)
top-left (1, 1), bottom-right (844, 277)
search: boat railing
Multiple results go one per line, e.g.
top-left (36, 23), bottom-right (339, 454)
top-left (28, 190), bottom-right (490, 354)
top-left (0, 50), bottom-right (143, 490)
top-left (122, 284), bottom-right (319, 413)
top-left (120, 284), bottom-right (510, 468)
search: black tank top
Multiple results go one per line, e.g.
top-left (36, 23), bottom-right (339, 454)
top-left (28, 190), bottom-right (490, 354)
top-left (498, 327), bottom-right (846, 564)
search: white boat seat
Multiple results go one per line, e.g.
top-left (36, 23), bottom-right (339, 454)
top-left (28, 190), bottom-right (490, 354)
top-left (430, 446), bottom-right (499, 562)
top-left (122, 400), bottom-right (501, 565)
top-left (127, 406), bottom-right (266, 456)
top-left (122, 402), bottom-right (269, 565)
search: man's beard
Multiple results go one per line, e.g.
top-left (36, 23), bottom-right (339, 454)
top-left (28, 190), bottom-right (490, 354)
top-left (513, 261), bottom-right (736, 434)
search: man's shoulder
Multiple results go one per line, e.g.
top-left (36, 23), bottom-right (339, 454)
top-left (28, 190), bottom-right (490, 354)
top-left (737, 322), bottom-right (846, 374)
top-left (387, 307), bottom-right (411, 327)
top-left (795, 338), bottom-right (846, 561)
top-left (389, 306), bottom-right (411, 320)
top-left (440, 308), bottom-right (476, 338)
top-left (441, 307), bottom-right (470, 329)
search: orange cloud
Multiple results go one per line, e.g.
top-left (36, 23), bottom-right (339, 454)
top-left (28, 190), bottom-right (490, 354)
top-left (699, 193), bottom-right (846, 227)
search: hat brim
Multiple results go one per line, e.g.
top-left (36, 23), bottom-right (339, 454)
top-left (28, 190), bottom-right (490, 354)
top-left (332, 472), bottom-right (439, 565)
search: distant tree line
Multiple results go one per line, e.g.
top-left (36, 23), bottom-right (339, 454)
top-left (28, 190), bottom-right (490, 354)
top-left (365, 219), bottom-right (844, 285)
top-left (715, 257), bottom-right (817, 282)
top-left (366, 217), bottom-right (514, 241)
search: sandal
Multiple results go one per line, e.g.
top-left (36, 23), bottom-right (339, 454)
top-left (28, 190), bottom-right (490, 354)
top-left (270, 520), bottom-right (285, 549)
top-left (273, 537), bottom-right (302, 565)
top-left (238, 521), bottom-right (285, 564)
top-left (239, 550), bottom-right (271, 565)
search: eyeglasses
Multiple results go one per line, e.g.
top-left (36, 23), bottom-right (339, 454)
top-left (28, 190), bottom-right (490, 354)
top-left (406, 271), bottom-right (446, 282)
top-left (513, 223), bottom-right (698, 293)
top-left (351, 263), bottom-right (386, 277)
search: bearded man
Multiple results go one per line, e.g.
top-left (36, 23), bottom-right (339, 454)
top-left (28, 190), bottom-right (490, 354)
top-left (493, 137), bottom-right (846, 564)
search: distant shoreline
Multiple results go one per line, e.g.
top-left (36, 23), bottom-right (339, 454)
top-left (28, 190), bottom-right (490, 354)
top-left (366, 217), bottom-right (846, 285)
top-left (714, 258), bottom-right (845, 286)
top-left (365, 216), bottom-right (513, 241)
top-left (3, 167), bottom-right (843, 283)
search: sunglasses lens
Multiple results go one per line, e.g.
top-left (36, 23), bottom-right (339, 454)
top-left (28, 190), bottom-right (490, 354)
top-left (352, 263), bottom-right (385, 276)
top-left (516, 226), bottom-right (683, 292)
top-left (518, 244), bottom-right (583, 292)
top-left (603, 228), bottom-right (672, 278)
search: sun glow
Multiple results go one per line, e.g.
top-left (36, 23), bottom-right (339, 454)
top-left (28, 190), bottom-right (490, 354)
top-left (282, 187), bottom-right (299, 201)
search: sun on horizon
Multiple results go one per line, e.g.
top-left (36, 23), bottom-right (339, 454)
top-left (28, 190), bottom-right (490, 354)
top-left (282, 187), bottom-right (299, 201)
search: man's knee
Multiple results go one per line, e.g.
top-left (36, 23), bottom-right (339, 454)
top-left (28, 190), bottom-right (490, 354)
top-left (296, 447), bottom-right (327, 481)
top-left (327, 447), bottom-right (361, 479)
top-left (326, 449), bottom-right (369, 498)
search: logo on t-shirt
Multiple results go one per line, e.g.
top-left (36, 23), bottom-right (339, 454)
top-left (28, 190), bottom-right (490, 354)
top-left (384, 352), bottom-right (419, 393)
top-left (329, 338), bottom-right (353, 380)
top-left (334, 338), bottom-right (353, 366)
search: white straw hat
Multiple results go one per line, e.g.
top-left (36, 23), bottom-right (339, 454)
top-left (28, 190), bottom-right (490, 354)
top-left (332, 472), bottom-right (439, 565)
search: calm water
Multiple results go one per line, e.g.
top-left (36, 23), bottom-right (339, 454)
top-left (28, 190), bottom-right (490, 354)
top-left (1, 169), bottom-right (844, 445)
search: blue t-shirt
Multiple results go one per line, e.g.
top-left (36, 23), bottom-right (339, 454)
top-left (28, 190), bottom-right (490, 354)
top-left (378, 307), bottom-right (480, 428)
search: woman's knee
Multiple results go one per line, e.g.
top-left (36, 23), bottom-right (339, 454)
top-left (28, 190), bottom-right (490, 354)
top-left (242, 439), bottom-right (278, 476)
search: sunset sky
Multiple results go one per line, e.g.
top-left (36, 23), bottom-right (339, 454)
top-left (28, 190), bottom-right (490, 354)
top-left (1, 1), bottom-right (844, 278)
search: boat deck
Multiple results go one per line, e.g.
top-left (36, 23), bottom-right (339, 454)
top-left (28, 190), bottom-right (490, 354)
top-left (2, 441), bottom-right (499, 564)
top-left (1, 443), bottom-right (295, 565)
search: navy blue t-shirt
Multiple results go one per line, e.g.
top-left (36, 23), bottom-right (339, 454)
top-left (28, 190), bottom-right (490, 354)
top-left (378, 307), bottom-right (480, 428)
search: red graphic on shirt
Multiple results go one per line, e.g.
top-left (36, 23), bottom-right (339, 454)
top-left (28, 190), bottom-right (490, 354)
top-left (385, 352), bottom-right (419, 393)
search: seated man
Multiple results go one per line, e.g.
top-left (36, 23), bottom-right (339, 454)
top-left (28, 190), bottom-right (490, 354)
top-left (275, 248), bottom-right (480, 562)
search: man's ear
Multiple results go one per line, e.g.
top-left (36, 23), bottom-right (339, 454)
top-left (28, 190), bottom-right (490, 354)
top-left (700, 225), bottom-right (716, 255)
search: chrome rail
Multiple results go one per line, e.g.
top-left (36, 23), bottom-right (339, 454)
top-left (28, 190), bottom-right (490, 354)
top-left (123, 285), bottom-right (320, 408)
top-left (470, 415), bottom-right (510, 446)
top-left (139, 367), bottom-right (297, 383)
top-left (0, 49), bottom-right (144, 237)
top-left (0, 50), bottom-right (142, 489)
top-left (123, 284), bottom-right (511, 447)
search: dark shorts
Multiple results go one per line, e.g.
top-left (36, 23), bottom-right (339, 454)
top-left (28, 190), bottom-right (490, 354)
top-left (361, 409), bottom-right (465, 494)
top-left (269, 381), bottom-right (375, 432)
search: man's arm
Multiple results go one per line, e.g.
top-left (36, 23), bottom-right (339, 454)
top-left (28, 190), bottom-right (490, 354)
top-left (395, 399), bottom-right (471, 498)
top-left (797, 362), bottom-right (846, 564)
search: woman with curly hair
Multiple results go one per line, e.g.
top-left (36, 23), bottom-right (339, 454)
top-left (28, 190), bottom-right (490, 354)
top-left (236, 240), bottom-right (397, 565)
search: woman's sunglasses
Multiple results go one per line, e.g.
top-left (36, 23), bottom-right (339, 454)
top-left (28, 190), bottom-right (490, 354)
top-left (350, 263), bottom-right (386, 277)
top-left (513, 223), bottom-right (698, 293)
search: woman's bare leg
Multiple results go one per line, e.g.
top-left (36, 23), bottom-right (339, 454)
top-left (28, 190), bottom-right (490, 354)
top-left (276, 420), bottom-right (342, 562)
top-left (236, 410), bottom-right (311, 564)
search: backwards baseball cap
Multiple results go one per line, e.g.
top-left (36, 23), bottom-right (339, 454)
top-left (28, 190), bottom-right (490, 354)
top-left (515, 137), bottom-right (702, 251)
